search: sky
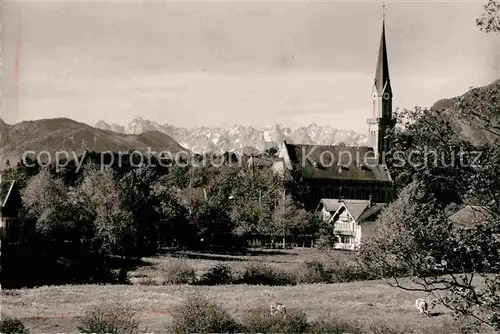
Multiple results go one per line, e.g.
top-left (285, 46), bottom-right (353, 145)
top-left (1, 0), bottom-right (499, 133)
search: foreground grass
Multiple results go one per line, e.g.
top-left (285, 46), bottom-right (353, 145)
top-left (3, 278), bottom-right (473, 333)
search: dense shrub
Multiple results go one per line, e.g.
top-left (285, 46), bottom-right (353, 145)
top-left (133, 276), bottom-right (160, 286)
top-left (0, 316), bottom-right (30, 334)
top-left (328, 260), bottom-right (374, 283)
top-left (308, 315), bottom-right (363, 334)
top-left (295, 259), bottom-right (374, 284)
top-left (296, 260), bottom-right (332, 284)
top-left (241, 306), bottom-right (308, 334)
top-left (78, 300), bottom-right (140, 334)
top-left (198, 262), bottom-right (233, 285)
top-left (161, 258), bottom-right (196, 284)
top-left (367, 321), bottom-right (407, 334)
top-left (437, 316), bottom-right (483, 334)
top-left (236, 262), bottom-right (296, 286)
top-left (169, 293), bottom-right (240, 334)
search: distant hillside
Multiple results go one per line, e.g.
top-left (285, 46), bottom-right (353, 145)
top-left (95, 119), bottom-right (368, 154)
top-left (430, 79), bottom-right (500, 145)
top-left (0, 118), bottom-right (188, 168)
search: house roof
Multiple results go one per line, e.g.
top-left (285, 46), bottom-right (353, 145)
top-left (328, 198), bottom-right (387, 223)
top-left (283, 142), bottom-right (392, 183)
top-left (342, 200), bottom-right (372, 220)
top-left (357, 203), bottom-right (387, 222)
top-left (317, 198), bottom-right (343, 212)
top-left (0, 180), bottom-right (16, 207)
top-left (447, 205), bottom-right (495, 229)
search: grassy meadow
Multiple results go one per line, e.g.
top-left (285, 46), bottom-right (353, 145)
top-left (3, 248), bottom-right (492, 333)
top-left (130, 247), bottom-right (352, 283)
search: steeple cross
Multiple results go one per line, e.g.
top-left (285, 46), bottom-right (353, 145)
top-left (382, 2), bottom-right (386, 20)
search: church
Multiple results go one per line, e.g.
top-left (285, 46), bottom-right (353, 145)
top-left (275, 17), bottom-right (395, 210)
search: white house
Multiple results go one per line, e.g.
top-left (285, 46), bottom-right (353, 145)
top-left (316, 198), bottom-right (387, 250)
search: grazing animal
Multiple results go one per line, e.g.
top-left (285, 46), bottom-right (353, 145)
top-left (270, 301), bottom-right (287, 319)
top-left (415, 298), bottom-right (429, 316)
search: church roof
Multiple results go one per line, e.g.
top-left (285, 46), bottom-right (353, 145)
top-left (283, 142), bottom-right (392, 183)
top-left (374, 20), bottom-right (391, 96)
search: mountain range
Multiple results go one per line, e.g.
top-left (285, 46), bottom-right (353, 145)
top-left (0, 79), bottom-right (498, 169)
top-left (94, 119), bottom-right (368, 154)
top-left (0, 118), bottom-right (187, 168)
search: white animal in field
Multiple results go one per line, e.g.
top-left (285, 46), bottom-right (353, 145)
top-left (415, 298), bottom-right (429, 316)
top-left (270, 301), bottom-right (287, 319)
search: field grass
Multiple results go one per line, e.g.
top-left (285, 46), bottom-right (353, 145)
top-left (1, 248), bottom-right (491, 333)
top-left (4, 279), bottom-right (456, 333)
top-left (131, 247), bottom-right (356, 282)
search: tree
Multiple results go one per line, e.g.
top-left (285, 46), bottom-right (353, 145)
top-left (22, 168), bottom-right (79, 243)
top-left (360, 79), bottom-right (500, 329)
top-left (230, 196), bottom-right (265, 239)
top-left (166, 164), bottom-right (191, 189)
top-left (119, 165), bottom-right (165, 256)
top-left (152, 177), bottom-right (189, 248)
top-left (359, 180), bottom-right (500, 329)
top-left (386, 106), bottom-right (476, 202)
top-left (75, 164), bottom-right (135, 257)
top-left (268, 194), bottom-right (309, 248)
top-left (205, 164), bottom-right (242, 212)
top-left (3, 157), bottom-right (40, 189)
top-left (229, 167), bottom-right (285, 243)
top-left (315, 214), bottom-right (338, 248)
top-left (477, 0), bottom-right (500, 33)
top-left (188, 199), bottom-right (234, 249)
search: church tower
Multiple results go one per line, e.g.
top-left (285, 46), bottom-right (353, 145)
top-left (367, 15), bottom-right (393, 163)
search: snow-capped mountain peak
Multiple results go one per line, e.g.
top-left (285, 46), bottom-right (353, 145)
top-left (95, 118), bottom-right (367, 154)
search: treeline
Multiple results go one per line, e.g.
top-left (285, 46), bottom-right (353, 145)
top-left (1, 151), bottom-right (326, 288)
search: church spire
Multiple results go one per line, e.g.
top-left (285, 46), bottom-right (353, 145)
top-left (373, 17), bottom-right (391, 96)
top-left (367, 6), bottom-right (394, 163)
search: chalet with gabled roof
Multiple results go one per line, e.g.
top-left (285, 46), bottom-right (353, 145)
top-left (317, 198), bottom-right (387, 250)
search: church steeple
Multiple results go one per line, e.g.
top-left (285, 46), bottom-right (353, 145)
top-left (367, 7), bottom-right (394, 163)
top-left (373, 19), bottom-right (391, 99)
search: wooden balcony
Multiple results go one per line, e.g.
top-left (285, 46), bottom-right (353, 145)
top-left (333, 222), bottom-right (356, 235)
